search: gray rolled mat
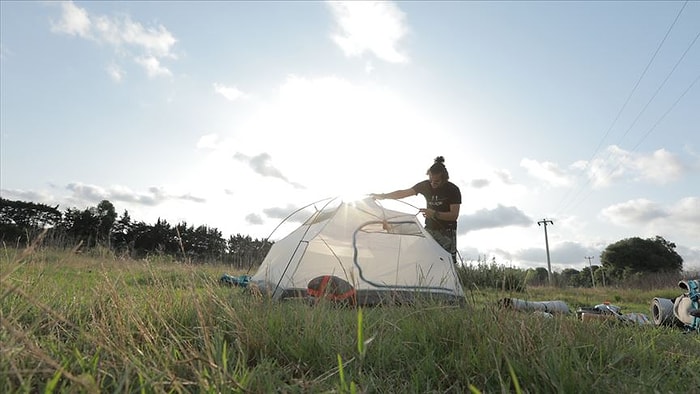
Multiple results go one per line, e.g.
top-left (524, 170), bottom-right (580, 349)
top-left (499, 298), bottom-right (570, 314)
top-left (651, 297), bottom-right (677, 326)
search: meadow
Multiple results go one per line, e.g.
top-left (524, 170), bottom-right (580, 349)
top-left (1, 245), bottom-right (699, 393)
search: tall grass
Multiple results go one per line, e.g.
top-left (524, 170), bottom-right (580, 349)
top-left (2, 246), bottom-right (699, 393)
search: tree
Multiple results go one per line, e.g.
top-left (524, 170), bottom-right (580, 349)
top-left (0, 198), bottom-right (62, 244)
top-left (175, 222), bottom-right (227, 263)
top-left (600, 236), bottom-right (683, 279)
top-left (132, 218), bottom-right (179, 257)
top-left (227, 234), bottom-right (272, 268)
top-left (559, 268), bottom-right (582, 287)
top-left (96, 200), bottom-right (117, 246)
top-left (533, 267), bottom-right (549, 284)
top-left (525, 267), bottom-right (550, 286)
top-left (60, 207), bottom-right (99, 247)
top-left (0, 197), bottom-right (274, 267)
top-left (112, 210), bottom-right (134, 254)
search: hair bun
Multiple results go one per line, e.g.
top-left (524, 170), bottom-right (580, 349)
top-left (434, 156), bottom-right (445, 164)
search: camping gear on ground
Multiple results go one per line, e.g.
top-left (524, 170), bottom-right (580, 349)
top-left (621, 312), bottom-right (651, 325)
top-left (576, 302), bottom-right (620, 321)
top-left (576, 302), bottom-right (652, 325)
top-left (579, 312), bottom-right (616, 322)
top-left (650, 279), bottom-right (700, 332)
top-left (219, 274), bottom-right (251, 287)
top-left (673, 279), bottom-right (700, 332)
top-left (594, 302), bottom-right (621, 315)
top-left (651, 297), bottom-right (679, 327)
top-left (532, 311), bottom-right (554, 318)
top-left (250, 197), bottom-right (465, 306)
top-left (306, 275), bottom-right (357, 305)
top-left (498, 297), bottom-right (570, 314)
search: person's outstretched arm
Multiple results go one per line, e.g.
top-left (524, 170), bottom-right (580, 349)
top-left (371, 188), bottom-right (416, 200)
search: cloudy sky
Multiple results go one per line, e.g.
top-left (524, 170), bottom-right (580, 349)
top-left (1, 1), bottom-right (699, 271)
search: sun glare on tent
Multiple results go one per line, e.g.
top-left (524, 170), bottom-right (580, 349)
top-left (339, 193), bottom-right (368, 204)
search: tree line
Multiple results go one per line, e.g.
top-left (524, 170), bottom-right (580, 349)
top-left (1, 197), bottom-right (686, 285)
top-left (0, 197), bottom-right (271, 267)
top-left (515, 235), bottom-right (684, 288)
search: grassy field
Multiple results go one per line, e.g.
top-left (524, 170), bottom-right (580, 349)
top-left (2, 246), bottom-right (699, 393)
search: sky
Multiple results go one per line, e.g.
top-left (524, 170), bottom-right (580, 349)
top-left (1, 1), bottom-right (699, 271)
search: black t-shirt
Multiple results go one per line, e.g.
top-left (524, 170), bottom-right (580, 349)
top-left (412, 180), bottom-right (461, 230)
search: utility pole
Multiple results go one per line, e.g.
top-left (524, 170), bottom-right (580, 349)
top-left (537, 219), bottom-right (554, 285)
top-left (585, 256), bottom-right (596, 288)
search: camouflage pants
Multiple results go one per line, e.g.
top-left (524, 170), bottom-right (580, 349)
top-left (426, 228), bottom-right (458, 264)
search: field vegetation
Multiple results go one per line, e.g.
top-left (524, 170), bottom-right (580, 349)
top-left (2, 244), bottom-right (699, 393)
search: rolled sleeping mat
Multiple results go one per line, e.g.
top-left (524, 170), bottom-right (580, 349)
top-left (673, 294), bottom-right (697, 326)
top-left (499, 298), bottom-right (570, 314)
top-left (651, 297), bottom-right (677, 326)
top-left (677, 279), bottom-right (699, 292)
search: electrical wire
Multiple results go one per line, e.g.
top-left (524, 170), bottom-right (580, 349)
top-left (553, 1), bottom-right (695, 217)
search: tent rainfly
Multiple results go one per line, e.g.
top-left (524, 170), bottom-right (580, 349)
top-left (250, 197), bottom-right (465, 306)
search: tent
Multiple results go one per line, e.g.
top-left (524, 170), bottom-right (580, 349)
top-left (250, 197), bottom-right (465, 306)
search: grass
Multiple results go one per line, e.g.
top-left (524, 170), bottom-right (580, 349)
top-left (2, 246), bottom-right (699, 393)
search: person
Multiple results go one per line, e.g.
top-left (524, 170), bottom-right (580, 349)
top-left (371, 156), bottom-right (462, 264)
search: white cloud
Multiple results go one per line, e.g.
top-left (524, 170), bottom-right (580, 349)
top-left (494, 169), bottom-right (514, 184)
top-left (50, 1), bottom-right (91, 37)
top-left (600, 198), bottom-right (667, 225)
top-left (233, 152), bottom-right (304, 189)
top-left (459, 204), bottom-right (533, 233)
top-left (196, 134), bottom-right (220, 150)
top-left (588, 145), bottom-right (685, 188)
top-left (522, 146), bottom-right (686, 191)
top-left (364, 60), bottom-right (375, 73)
top-left (245, 213), bottom-right (264, 225)
top-left (328, 1), bottom-right (409, 63)
top-left (470, 179), bottom-right (490, 188)
top-left (263, 204), bottom-right (302, 220)
top-left (106, 63), bottom-right (124, 82)
top-left (135, 55), bottom-right (172, 78)
top-left (635, 148), bottom-right (685, 183)
top-left (0, 189), bottom-right (55, 205)
top-left (213, 83), bottom-right (247, 101)
top-left (50, 1), bottom-right (177, 79)
top-left (116, 18), bottom-right (176, 58)
top-left (520, 158), bottom-right (573, 187)
top-left (669, 196), bottom-right (700, 237)
top-left (677, 245), bottom-right (700, 271)
top-left (63, 182), bottom-right (205, 207)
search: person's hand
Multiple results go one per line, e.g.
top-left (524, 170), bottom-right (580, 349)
top-left (370, 193), bottom-right (385, 200)
top-left (420, 208), bottom-right (437, 219)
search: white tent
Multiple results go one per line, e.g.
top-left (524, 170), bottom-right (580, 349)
top-left (250, 197), bottom-right (465, 306)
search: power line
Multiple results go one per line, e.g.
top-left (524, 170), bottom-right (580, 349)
top-left (587, 0), bottom-right (690, 161)
top-left (558, 32), bottom-right (700, 212)
top-left (631, 66), bottom-right (700, 152)
top-left (553, 1), bottom-right (692, 217)
top-left (615, 28), bottom-right (700, 149)
top-left (560, 69), bottom-right (699, 216)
